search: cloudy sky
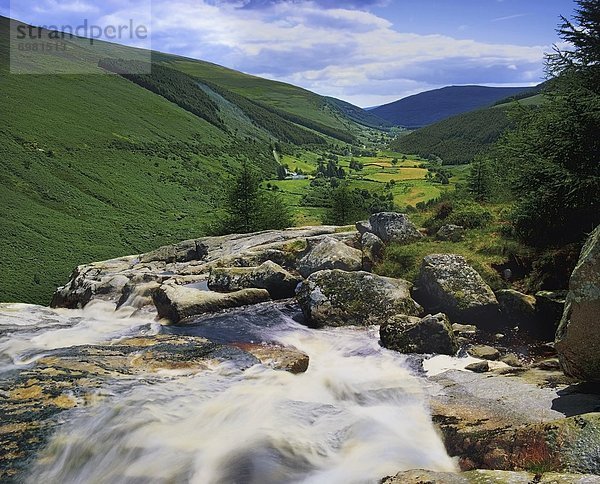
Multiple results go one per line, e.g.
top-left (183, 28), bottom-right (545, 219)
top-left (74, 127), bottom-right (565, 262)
top-left (3, 0), bottom-right (576, 106)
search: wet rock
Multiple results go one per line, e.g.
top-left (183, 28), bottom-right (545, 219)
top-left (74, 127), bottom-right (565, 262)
top-left (360, 232), bottom-right (384, 271)
top-left (382, 469), bottom-right (600, 483)
top-left (297, 237), bottom-right (362, 278)
top-left (556, 224), bottom-right (600, 381)
top-left (153, 284), bottom-right (270, 323)
top-left (465, 361), bottom-right (490, 373)
top-left (500, 353), bottom-right (523, 368)
top-left (0, 334), bottom-right (260, 481)
top-left (117, 281), bottom-right (161, 308)
top-left (51, 260), bottom-right (135, 308)
top-left (436, 224), bottom-right (465, 242)
top-left (208, 261), bottom-right (301, 300)
top-left (415, 254), bottom-right (500, 329)
top-left (368, 212), bottom-right (423, 244)
top-left (234, 343), bottom-right (309, 374)
top-left (380, 313), bottom-right (458, 355)
top-left (467, 345), bottom-right (500, 360)
top-left (296, 269), bottom-right (422, 328)
top-left (496, 289), bottom-right (537, 329)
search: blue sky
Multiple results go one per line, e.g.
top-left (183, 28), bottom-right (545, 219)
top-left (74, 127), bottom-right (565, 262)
top-left (2, 0), bottom-right (577, 106)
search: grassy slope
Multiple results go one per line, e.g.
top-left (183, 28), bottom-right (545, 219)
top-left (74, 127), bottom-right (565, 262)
top-left (161, 58), bottom-right (352, 131)
top-left (0, 17), bottom-right (318, 304)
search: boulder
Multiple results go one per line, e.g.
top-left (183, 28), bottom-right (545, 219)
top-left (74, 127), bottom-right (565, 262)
top-left (467, 345), bottom-right (500, 361)
top-left (153, 284), bottom-right (270, 323)
top-left (536, 290), bottom-right (567, 339)
top-left (355, 220), bottom-right (372, 235)
top-left (234, 343), bottom-right (309, 374)
top-left (208, 261), bottom-right (301, 299)
top-left (465, 361), bottom-right (489, 373)
top-left (415, 254), bottom-right (501, 329)
top-left (296, 269), bottom-right (422, 328)
top-left (452, 323), bottom-right (477, 335)
top-left (360, 231), bottom-right (384, 271)
top-left (117, 281), bottom-right (161, 308)
top-left (368, 212), bottom-right (423, 244)
top-left (296, 236), bottom-right (362, 278)
top-left (556, 225), bottom-right (600, 381)
top-left (496, 289), bottom-right (538, 330)
top-left (380, 313), bottom-right (458, 355)
top-left (436, 224), bottom-right (465, 242)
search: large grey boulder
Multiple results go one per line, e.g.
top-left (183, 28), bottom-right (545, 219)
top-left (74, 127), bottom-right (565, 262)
top-left (296, 269), bottom-right (422, 328)
top-left (368, 212), bottom-right (423, 244)
top-left (208, 261), bottom-right (301, 299)
top-left (383, 470), bottom-right (600, 484)
top-left (556, 225), bottom-right (600, 381)
top-left (380, 313), bottom-right (458, 355)
top-left (415, 254), bottom-right (500, 328)
top-left (153, 284), bottom-right (270, 323)
top-left (297, 236), bottom-right (362, 278)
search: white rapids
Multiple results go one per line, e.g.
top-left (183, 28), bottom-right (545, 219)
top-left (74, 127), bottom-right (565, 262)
top-left (0, 302), bottom-right (457, 484)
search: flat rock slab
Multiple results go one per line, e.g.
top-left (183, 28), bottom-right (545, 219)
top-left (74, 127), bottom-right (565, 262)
top-left (383, 469), bottom-right (600, 483)
top-left (428, 369), bottom-right (600, 473)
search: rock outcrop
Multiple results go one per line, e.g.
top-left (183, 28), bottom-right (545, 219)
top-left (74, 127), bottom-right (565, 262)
top-left (556, 224), bottom-right (600, 381)
top-left (380, 313), bottom-right (458, 355)
top-left (415, 254), bottom-right (500, 328)
top-left (50, 226), bottom-right (357, 311)
top-left (429, 368), bottom-right (600, 474)
top-left (367, 212), bottom-right (423, 244)
top-left (208, 261), bottom-right (301, 299)
top-left (297, 236), bottom-right (363, 278)
top-left (296, 269), bottom-right (422, 328)
top-left (153, 284), bottom-right (271, 323)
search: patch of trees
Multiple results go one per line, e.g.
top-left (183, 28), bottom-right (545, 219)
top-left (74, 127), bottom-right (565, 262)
top-left (201, 81), bottom-right (326, 146)
top-left (212, 161), bottom-right (292, 234)
top-left (98, 59), bottom-right (225, 130)
top-left (316, 160), bottom-right (345, 179)
top-left (389, 107), bottom-right (514, 165)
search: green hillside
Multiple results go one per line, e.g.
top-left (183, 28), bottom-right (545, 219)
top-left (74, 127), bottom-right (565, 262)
top-left (390, 93), bottom-right (546, 165)
top-left (0, 16), bottom-right (374, 305)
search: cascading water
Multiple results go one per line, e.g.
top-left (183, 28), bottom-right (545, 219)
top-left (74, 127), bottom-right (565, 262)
top-left (0, 301), bottom-right (456, 484)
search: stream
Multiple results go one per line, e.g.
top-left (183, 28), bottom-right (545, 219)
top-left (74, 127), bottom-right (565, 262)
top-left (0, 301), bottom-right (456, 483)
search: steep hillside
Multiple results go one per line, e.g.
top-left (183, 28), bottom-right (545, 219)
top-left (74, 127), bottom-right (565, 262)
top-left (390, 93), bottom-right (545, 164)
top-left (0, 16), bottom-right (370, 304)
top-left (324, 97), bottom-right (394, 129)
top-left (372, 85), bottom-right (538, 128)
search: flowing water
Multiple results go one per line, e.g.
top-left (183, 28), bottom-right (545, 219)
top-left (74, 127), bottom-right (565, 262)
top-left (0, 301), bottom-right (456, 484)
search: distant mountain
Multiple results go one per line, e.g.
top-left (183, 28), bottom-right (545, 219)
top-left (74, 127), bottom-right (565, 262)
top-left (389, 91), bottom-right (546, 165)
top-left (372, 85), bottom-right (540, 128)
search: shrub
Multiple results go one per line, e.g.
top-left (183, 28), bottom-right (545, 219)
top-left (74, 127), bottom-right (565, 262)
top-left (447, 202), bottom-right (493, 229)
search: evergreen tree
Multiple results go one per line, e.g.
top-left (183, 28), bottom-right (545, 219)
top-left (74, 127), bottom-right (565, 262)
top-left (494, 0), bottom-right (600, 246)
top-left (324, 183), bottom-right (367, 225)
top-left (217, 161), bottom-right (293, 234)
top-left (468, 155), bottom-right (495, 201)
